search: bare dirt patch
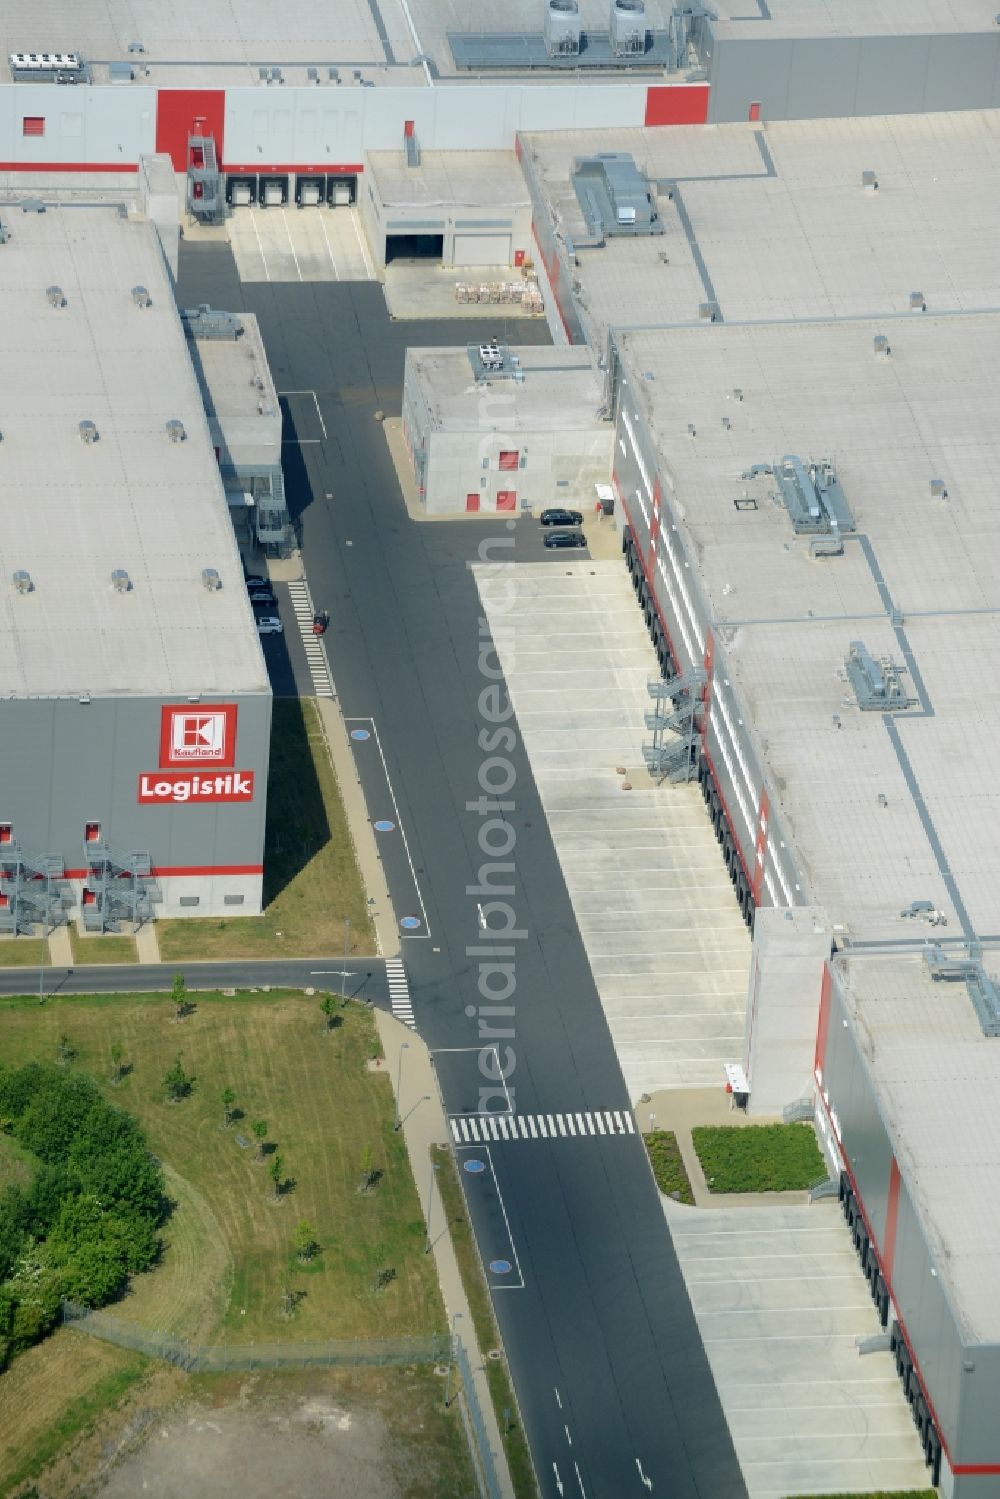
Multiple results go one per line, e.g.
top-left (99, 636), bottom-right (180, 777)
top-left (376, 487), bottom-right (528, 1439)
top-left (101, 1382), bottom-right (413, 1499)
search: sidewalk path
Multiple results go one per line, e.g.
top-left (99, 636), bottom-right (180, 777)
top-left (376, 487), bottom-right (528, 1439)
top-left (375, 1009), bottom-right (515, 1499)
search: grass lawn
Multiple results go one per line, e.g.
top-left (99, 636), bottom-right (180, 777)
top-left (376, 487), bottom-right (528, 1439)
top-left (643, 1130), bottom-right (695, 1204)
top-left (69, 927), bottom-right (138, 965)
top-left (0, 939), bottom-right (48, 969)
top-left (0, 990), bottom-right (443, 1345)
top-left (0, 1329), bottom-right (150, 1498)
top-left (158, 699), bottom-right (375, 960)
top-left (692, 1122), bottom-right (825, 1193)
top-left (431, 1146), bottom-right (537, 1499)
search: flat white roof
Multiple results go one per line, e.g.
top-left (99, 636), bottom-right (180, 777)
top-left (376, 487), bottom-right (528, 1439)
top-left (0, 205), bottom-right (268, 699)
top-left (408, 345), bottom-right (604, 430)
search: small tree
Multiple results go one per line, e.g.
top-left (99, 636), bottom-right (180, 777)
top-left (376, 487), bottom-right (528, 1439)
top-left (252, 1119), bottom-right (268, 1160)
top-left (56, 1034), bottom-right (77, 1066)
top-left (221, 1086), bottom-right (236, 1128)
top-left (294, 1220), bottom-right (319, 1263)
top-left (269, 1152), bottom-right (284, 1200)
top-left (164, 1053), bottom-right (192, 1102)
top-left (109, 1041), bottom-right (124, 1085)
top-left (279, 1277), bottom-right (297, 1317)
top-left (171, 972), bottom-right (188, 1021)
top-left (357, 1143), bottom-right (381, 1196)
top-left (320, 994), bottom-right (340, 1033)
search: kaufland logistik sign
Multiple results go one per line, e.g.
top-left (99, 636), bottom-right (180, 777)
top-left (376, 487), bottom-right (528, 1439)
top-left (138, 706), bottom-right (255, 804)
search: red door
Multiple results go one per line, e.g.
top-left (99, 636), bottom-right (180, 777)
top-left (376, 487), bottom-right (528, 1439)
top-left (496, 491), bottom-right (516, 512)
top-left (466, 493), bottom-right (480, 513)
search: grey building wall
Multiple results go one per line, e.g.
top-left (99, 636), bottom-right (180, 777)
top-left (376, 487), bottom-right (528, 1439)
top-left (515, 136), bottom-right (586, 345)
top-left (820, 969), bottom-right (973, 1480)
top-left (708, 31), bottom-right (1000, 124)
top-left (0, 691), bottom-right (270, 879)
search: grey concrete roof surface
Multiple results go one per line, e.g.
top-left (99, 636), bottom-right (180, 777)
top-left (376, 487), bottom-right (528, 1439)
top-left (0, 206), bottom-right (268, 698)
top-left (619, 312), bottom-right (1000, 942)
top-left (838, 951), bottom-right (1000, 1342)
top-left (408, 345), bottom-right (605, 430)
top-left (190, 313), bottom-right (279, 426)
top-left (367, 149), bottom-right (529, 209)
top-left (713, 0), bottom-right (1000, 39)
top-left (524, 110), bottom-right (1000, 345)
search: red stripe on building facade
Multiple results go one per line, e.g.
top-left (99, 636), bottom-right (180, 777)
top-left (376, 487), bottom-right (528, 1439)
top-left (814, 963), bottom-right (832, 1078)
top-left (644, 85), bottom-right (710, 127)
top-left (883, 1157), bottom-right (902, 1279)
top-left (752, 787), bottom-right (769, 904)
top-left (65, 864), bottom-right (263, 880)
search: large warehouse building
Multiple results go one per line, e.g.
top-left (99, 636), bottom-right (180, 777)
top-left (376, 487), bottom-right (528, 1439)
top-left (0, 203), bottom-right (272, 926)
top-left (516, 110), bottom-right (1000, 1496)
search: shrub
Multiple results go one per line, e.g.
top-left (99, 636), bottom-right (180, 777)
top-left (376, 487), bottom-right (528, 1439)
top-left (691, 1123), bottom-right (825, 1193)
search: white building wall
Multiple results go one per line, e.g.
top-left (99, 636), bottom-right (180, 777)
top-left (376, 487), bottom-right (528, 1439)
top-left (0, 83), bottom-right (156, 166)
top-left (744, 904), bottom-right (832, 1116)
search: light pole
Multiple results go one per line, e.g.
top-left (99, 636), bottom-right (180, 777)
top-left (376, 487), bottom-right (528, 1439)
top-left (342, 916), bottom-right (351, 997)
top-left (425, 1159), bottom-right (439, 1254)
top-left (444, 1310), bottom-right (462, 1409)
top-left (649, 1109), bottom-right (656, 1136)
top-left (393, 1042), bottom-right (410, 1131)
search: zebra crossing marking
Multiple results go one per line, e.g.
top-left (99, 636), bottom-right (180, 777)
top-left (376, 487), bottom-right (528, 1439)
top-left (287, 579), bottom-right (335, 698)
top-left (384, 957), bottom-right (415, 1030)
top-left (449, 1110), bottom-right (635, 1144)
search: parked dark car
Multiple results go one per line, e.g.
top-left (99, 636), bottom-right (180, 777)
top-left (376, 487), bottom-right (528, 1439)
top-left (543, 530), bottom-right (587, 550)
top-left (540, 508), bottom-right (583, 527)
top-left (248, 588), bottom-right (277, 607)
top-left (244, 574), bottom-right (269, 590)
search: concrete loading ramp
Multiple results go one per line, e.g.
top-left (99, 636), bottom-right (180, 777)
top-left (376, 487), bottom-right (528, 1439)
top-left (475, 557), bottom-right (750, 1099)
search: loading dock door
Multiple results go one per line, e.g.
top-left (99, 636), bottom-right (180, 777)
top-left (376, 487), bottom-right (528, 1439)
top-left (453, 232), bottom-right (512, 268)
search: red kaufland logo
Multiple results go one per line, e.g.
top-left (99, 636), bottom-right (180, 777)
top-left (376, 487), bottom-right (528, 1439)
top-left (138, 772), bottom-right (255, 805)
top-left (160, 704), bottom-right (237, 768)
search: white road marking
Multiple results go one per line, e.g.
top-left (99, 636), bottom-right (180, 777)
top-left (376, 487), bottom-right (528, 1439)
top-left (319, 208), bottom-right (340, 279)
top-left (574, 1461), bottom-right (586, 1496)
top-left (346, 715), bottom-right (429, 939)
top-left (280, 207), bottom-right (303, 281)
top-left (447, 1110), bottom-right (636, 1142)
top-left (249, 209), bottom-right (270, 282)
top-left (351, 209), bottom-right (375, 280)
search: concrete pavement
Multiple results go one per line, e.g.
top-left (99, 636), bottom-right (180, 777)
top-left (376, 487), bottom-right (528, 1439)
top-left (375, 1008), bottom-right (516, 1499)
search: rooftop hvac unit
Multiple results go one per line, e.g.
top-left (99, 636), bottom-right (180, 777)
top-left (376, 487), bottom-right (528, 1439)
top-left (544, 0), bottom-right (581, 58)
top-left (201, 568), bottom-right (222, 591)
top-left (610, 0), bottom-right (647, 56)
top-left (79, 419), bottom-right (98, 443)
top-left (46, 284), bottom-right (66, 308)
top-left (13, 570), bottom-right (32, 595)
top-left (111, 569), bottom-right (131, 593)
top-left (131, 284), bottom-right (151, 307)
top-left (165, 419), bottom-right (186, 443)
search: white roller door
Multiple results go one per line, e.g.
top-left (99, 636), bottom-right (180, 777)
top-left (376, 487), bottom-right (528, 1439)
top-left (453, 232), bottom-right (512, 268)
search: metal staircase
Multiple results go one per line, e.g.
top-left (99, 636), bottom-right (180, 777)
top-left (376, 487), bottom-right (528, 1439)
top-left (81, 842), bottom-right (160, 933)
top-left (642, 669), bottom-right (705, 783)
top-left (187, 133), bottom-right (226, 225)
top-left (0, 843), bottom-right (70, 935)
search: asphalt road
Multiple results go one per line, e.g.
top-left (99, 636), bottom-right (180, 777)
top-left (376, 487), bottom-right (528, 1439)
top-left (176, 245), bottom-right (745, 1499)
top-left (0, 961), bottom-right (386, 1003)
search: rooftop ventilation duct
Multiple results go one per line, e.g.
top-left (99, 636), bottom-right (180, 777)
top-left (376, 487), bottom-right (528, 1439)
top-left (46, 285), bottom-right (66, 308)
top-left (131, 284), bottom-right (151, 307)
top-left (610, 0), bottom-right (646, 56)
top-left (79, 419), bottom-right (98, 443)
top-left (111, 569), bottom-right (131, 593)
top-left (845, 640), bottom-right (914, 713)
top-left (202, 568), bottom-right (222, 591)
top-left (13, 570), bottom-right (32, 595)
top-left (166, 420), bottom-right (186, 443)
top-left (544, 0), bottom-right (582, 57)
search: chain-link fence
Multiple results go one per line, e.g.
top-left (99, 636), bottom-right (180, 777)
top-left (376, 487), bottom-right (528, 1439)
top-left (453, 1333), bottom-right (504, 1499)
top-left (62, 1302), bottom-right (449, 1373)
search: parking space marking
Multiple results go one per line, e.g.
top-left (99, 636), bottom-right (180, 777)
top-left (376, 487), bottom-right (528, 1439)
top-left (249, 209), bottom-right (270, 282)
top-left (319, 210), bottom-right (340, 279)
top-left (280, 208), bottom-right (303, 282)
top-left (344, 715), bottom-right (430, 939)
